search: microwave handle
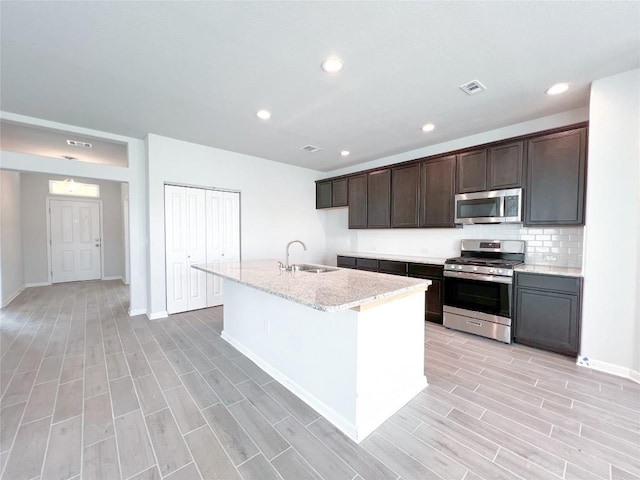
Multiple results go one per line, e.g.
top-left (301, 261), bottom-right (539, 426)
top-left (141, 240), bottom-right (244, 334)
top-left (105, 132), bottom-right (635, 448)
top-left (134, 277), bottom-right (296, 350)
top-left (498, 196), bottom-right (505, 217)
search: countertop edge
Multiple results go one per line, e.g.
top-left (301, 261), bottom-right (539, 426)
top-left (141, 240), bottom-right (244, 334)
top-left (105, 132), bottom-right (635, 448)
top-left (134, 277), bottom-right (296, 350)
top-left (337, 252), bottom-right (447, 266)
top-left (192, 264), bottom-right (431, 312)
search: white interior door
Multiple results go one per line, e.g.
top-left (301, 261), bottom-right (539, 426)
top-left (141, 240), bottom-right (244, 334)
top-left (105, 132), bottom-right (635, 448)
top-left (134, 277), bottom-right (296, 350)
top-left (206, 190), bottom-right (240, 307)
top-left (165, 185), bottom-right (207, 314)
top-left (49, 199), bottom-right (101, 283)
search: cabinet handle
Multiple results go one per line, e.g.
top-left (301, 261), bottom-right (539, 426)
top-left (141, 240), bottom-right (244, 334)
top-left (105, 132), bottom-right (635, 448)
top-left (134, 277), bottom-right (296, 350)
top-left (467, 320), bottom-right (482, 327)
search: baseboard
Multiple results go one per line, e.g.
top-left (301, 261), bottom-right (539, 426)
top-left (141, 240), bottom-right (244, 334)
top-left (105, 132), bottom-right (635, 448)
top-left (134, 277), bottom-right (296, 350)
top-left (25, 282), bottom-right (51, 288)
top-left (1, 285), bottom-right (25, 308)
top-left (577, 356), bottom-right (640, 384)
top-left (102, 276), bottom-right (123, 282)
top-left (147, 311), bottom-right (168, 320)
top-left (129, 308), bottom-right (147, 317)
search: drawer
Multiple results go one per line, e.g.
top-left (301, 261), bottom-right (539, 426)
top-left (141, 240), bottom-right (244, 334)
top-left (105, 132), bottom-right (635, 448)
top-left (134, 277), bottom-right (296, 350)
top-left (408, 263), bottom-right (444, 279)
top-left (356, 257), bottom-right (379, 271)
top-left (337, 256), bottom-right (357, 268)
top-left (516, 272), bottom-right (581, 294)
top-left (378, 260), bottom-right (408, 276)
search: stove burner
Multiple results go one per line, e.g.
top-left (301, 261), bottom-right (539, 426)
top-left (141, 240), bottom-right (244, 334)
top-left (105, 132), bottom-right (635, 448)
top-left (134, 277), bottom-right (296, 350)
top-left (445, 257), bottom-right (523, 269)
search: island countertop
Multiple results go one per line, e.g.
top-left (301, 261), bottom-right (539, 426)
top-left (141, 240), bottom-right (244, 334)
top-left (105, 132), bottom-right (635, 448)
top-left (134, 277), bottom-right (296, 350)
top-left (193, 259), bottom-right (430, 312)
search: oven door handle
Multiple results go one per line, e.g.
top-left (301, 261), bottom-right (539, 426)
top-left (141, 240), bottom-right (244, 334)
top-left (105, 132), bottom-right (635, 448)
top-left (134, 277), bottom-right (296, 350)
top-left (444, 270), bottom-right (513, 284)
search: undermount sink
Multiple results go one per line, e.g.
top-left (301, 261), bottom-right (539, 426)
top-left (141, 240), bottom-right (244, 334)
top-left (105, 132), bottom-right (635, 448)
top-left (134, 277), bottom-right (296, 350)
top-left (294, 264), bottom-right (339, 273)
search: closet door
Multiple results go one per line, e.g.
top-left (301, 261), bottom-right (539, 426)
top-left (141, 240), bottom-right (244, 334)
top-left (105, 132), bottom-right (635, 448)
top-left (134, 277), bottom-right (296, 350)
top-left (165, 185), bottom-right (207, 314)
top-left (206, 190), bottom-right (240, 307)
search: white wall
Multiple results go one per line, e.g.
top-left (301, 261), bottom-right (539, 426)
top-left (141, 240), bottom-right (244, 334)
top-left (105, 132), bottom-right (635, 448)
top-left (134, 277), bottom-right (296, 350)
top-left (146, 134), bottom-right (327, 317)
top-left (19, 172), bottom-right (124, 283)
top-left (0, 170), bottom-right (24, 306)
top-left (581, 68), bottom-right (640, 378)
top-left (320, 108), bottom-right (590, 264)
top-left (0, 112), bottom-right (148, 315)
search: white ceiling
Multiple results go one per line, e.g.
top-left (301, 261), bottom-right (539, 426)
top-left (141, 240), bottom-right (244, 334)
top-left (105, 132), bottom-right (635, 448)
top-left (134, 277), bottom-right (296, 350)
top-left (0, 121), bottom-right (128, 167)
top-left (1, 1), bottom-right (639, 172)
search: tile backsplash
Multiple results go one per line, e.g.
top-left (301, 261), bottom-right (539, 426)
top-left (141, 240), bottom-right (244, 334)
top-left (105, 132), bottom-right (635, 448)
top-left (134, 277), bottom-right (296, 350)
top-left (462, 224), bottom-right (584, 268)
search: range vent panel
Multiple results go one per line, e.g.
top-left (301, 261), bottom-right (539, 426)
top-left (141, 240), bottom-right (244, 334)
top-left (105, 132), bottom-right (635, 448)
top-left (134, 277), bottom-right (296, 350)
top-left (300, 145), bottom-right (322, 153)
top-left (459, 80), bottom-right (487, 96)
top-left (66, 139), bottom-right (93, 148)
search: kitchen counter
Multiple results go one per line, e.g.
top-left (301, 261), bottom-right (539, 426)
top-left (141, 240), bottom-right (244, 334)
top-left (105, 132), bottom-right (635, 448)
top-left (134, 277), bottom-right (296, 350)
top-left (194, 258), bottom-right (429, 443)
top-left (193, 259), bottom-right (430, 312)
top-left (338, 252), bottom-right (447, 265)
top-left (515, 264), bottom-right (583, 277)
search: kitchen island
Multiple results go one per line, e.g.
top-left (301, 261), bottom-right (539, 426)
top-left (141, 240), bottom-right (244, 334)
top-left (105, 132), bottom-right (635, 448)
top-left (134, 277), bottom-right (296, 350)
top-left (193, 259), bottom-right (430, 443)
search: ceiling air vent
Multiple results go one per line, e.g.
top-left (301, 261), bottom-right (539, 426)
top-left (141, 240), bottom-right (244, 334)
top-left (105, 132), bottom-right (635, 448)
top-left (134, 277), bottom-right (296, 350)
top-left (66, 139), bottom-right (93, 148)
top-left (459, 80), bottom-right (487, 96)
top-left (61, 155), bottom-right (77, 160)
top-left (300, 145), bottom-right (322, 153)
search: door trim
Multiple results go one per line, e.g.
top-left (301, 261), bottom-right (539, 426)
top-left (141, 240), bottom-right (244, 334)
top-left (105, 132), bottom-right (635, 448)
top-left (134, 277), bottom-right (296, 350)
top-left (46, 196), bottom-right (104, 284)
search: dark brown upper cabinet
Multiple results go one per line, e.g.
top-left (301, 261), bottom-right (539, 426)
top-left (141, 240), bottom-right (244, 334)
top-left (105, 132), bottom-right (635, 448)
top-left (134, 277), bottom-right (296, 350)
top-left (316, 178), bottom-right (348, 209)
top-left (487, 141), bottom-right (524, 190)
top-left (316, 180), bottom-right (332, 209)
top-left (391, 164), bottom-right (420, 228)
top-left (420, 155), bottom-right (457, 228)
top-left (525, 128), bottom-right (587, 226)
top-left (348, 174), bottom-right (368, 228)
top-left (332, 178), bottom-right (348, 207)
top-left (456, 149), bottom-right (487, 193)
top-left (367, 169), bottom-right (391, 228)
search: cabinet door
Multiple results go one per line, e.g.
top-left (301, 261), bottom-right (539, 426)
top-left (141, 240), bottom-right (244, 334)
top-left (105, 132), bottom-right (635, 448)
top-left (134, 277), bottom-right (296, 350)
top-left (488, 141), bottom-right (524, 190)
top-left (456, 149), bottom-right (487, 193)
top-left (515, 288), bottom-right (579, 356)
top-left (378, 260), bottom-right (408, 276)
top-left (391, 164), bottom-right (420, 228)
top-left (420, 155), bottom-right (456, 227)
top-left (332, 178), bottom-right (348, 207)
top-left (337, 256), bottom-right (357, 268)
top-left (525, 128), bottom-right (587, 225)
top-left (425, 278), bottom-right (443, 324)
top-left (316, 181), bottom-right (332, 209)
top-left (348, 174), bottom-right (368, 229)
top-left (367, 169), bottom-right (391, 228)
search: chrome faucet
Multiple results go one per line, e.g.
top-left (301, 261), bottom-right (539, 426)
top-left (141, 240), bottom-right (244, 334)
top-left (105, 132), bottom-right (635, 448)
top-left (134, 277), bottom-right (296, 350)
top-left (285, 240), bottom-right (307, 269)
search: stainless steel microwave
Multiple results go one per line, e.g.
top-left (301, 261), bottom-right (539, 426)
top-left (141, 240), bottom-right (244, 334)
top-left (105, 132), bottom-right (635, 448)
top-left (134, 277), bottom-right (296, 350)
top-left (454, 188), bottom-right (522, 224)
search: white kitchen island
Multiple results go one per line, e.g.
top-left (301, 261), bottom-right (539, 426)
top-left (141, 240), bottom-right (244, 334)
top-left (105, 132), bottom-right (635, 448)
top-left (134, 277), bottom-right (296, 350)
top-left (193, 259), bottom-right (430, 443)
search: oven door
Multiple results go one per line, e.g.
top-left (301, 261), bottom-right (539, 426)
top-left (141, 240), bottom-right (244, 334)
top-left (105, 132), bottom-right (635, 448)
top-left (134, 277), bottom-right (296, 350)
top-left (443, 273), bottom-right (512, 318)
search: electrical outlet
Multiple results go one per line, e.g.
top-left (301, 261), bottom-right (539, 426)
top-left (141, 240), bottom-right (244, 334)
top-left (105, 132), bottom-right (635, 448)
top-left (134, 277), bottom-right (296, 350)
top-left (545, 255), bottom-right (557, 261)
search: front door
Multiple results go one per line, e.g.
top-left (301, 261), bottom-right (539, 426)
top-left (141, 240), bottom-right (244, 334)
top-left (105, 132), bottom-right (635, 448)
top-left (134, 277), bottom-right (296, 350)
top-left (49, 199), bottom-right (102, 283)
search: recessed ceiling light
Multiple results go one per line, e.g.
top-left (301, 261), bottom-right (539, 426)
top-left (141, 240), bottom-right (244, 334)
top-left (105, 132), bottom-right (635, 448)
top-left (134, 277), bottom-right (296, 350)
top-left (546, 83), bottom-right (570, 95)
top-left (421, 123), bottom-right (435, 132)
top-left (256, 109), bottom-right (271, 120)
top-left (341, 150), bottom-right (350, 157)
top-left (321, 56), bottom-right (344, 73)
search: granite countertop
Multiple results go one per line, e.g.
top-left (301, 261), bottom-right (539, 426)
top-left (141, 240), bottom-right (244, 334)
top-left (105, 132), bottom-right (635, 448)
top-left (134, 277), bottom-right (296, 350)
top-left (338, 252), bottom-right (447, 266)
top-left (193, 259), bottom-right (430, 312)
top-left (515, 264), bottom-right (584, 277)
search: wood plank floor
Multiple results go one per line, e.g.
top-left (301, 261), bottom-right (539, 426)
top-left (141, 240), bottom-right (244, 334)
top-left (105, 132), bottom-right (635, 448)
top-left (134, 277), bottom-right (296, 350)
top-left (1, 281), bottom-right (638, 480)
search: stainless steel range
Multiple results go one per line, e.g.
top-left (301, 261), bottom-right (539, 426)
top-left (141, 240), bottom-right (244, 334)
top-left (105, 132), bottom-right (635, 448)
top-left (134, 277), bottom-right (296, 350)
top-left (443, 239), bottom-right (525, 343)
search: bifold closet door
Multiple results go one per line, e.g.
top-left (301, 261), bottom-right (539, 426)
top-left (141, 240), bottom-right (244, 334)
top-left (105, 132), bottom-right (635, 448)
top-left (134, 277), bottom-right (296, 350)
top-left (206, 190), bottom-right (240, 307)
top-left (165, 185), bottom-right (207, 314)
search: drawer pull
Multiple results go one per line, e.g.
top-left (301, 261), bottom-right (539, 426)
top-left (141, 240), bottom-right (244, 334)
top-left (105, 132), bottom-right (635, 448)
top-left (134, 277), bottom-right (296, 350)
top-left (467, 320), bottom-right (483, 327)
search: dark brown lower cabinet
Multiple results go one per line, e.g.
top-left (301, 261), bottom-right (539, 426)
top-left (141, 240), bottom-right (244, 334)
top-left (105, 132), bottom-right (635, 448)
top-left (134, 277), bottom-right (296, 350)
top-left (514, 272), bottom-right (582, 356)
top-left (336, 256), bottom-right (444, 324)
top-left (408, 263), bottom-right (444, 324)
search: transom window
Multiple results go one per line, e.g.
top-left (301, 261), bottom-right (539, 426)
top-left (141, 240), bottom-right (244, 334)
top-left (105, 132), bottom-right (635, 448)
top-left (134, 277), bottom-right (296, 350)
top-left (49, 179), bottom-right (100, 197)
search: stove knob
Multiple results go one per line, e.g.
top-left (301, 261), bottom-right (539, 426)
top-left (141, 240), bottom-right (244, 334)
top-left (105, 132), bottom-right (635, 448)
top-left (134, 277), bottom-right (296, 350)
top-left (473, 266), bottom-right (478, 271)
top-left (457, 265), bottom-right (462, 270)
top-left (489, 268), bottom-right (495, 274)
top-left (498, 269), bottom-right (503, 274)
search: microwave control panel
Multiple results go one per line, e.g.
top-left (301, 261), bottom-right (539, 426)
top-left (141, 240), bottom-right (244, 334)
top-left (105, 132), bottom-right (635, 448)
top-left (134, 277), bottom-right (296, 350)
top-left (504, 195), bottom-right (520, 217)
